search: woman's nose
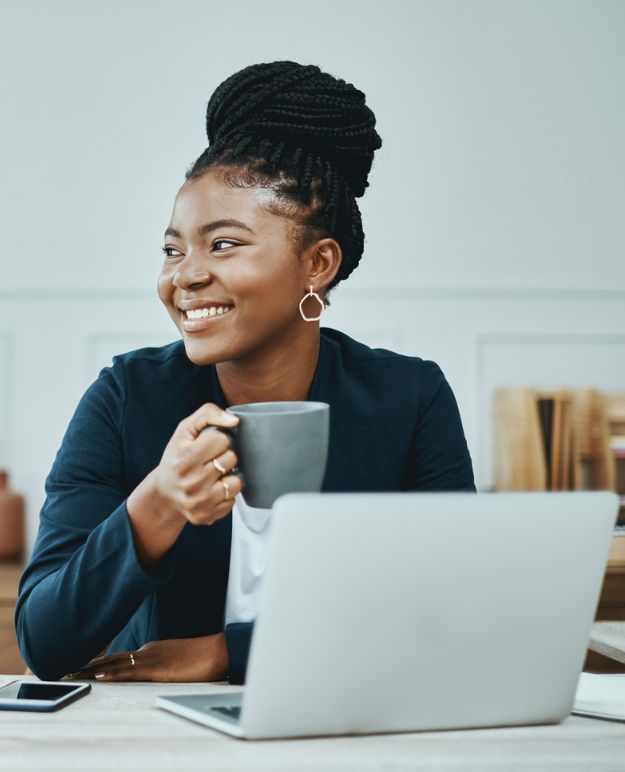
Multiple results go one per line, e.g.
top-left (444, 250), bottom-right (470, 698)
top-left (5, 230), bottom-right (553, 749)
top-left (173, 251), bottom-right (212, 290)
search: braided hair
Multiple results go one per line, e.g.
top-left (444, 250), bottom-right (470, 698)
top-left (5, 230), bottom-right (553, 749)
top-left (185, 61), bottom-right (382, 305)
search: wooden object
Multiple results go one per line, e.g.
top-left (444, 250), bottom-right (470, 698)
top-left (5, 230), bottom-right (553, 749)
top-left (604, 393), bottom-right (625, 524)
top-left (492, 389), bottom-right (546, 490)
top-left (1, 675), bottom-right (625, 770)
top-left (0, 562), bottom-right (26, 674)
top-left (608, 535), bottom-right (625, 569)
top-left (0, 471), bottom-right (25, 560)
top-left (595, 569), bottom-right (625, 622)
top-left (570, 390), bottom-right (615, 490)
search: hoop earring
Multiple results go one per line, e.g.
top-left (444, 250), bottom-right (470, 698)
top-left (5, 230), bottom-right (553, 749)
top-left (299, 285), bottom-right (325, 322)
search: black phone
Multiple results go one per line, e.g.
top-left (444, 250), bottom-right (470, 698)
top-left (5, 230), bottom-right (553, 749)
top-left (0, 680), bottom-right (91, 712)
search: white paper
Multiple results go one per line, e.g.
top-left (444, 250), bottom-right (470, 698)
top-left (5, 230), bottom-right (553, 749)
top-left (573, 672), bottom-right (625, 721)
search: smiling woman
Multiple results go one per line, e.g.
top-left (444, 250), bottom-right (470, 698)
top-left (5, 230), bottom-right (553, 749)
top-left (156, 167), bottom-right (337, 374)
top-left (15, 61), bottom-right (476, 686)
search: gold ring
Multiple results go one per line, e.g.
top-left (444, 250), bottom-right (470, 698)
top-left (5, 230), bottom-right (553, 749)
top-left (221, 480), bottom-right (231, 500)
top-left (129, 653), bottom-right (135, 667)
top-left (213, 457), bottom-right (227, 475)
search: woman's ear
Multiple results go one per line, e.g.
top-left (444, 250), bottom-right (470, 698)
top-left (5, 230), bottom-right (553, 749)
top-left (307, 237), bottom-right (342, 294)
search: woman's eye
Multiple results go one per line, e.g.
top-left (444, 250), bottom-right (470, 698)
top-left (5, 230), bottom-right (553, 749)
top-left (160, 241), bottom-right (237, 258)
top-left (213, 239), bottom-right (238, 251)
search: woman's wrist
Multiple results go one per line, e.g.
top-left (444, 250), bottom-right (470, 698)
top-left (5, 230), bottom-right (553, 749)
top-left (205, 632), bottom-right (229, 681)
top-left (126, 468), bottom-right (186, 567)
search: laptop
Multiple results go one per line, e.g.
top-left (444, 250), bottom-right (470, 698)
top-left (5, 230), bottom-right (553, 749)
top-left (156, 490), bottom-right (619, 740)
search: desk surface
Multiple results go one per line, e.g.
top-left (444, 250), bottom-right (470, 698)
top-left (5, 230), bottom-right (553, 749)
top-left (1, 676), bottom-right (624, 771)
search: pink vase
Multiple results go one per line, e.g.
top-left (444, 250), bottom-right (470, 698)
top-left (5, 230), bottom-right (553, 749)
top-left (0, 470), bottom-right (24, 560)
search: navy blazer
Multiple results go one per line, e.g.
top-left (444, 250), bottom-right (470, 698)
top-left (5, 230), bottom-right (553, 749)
top-left (16, 328), bottom-right (476, 682)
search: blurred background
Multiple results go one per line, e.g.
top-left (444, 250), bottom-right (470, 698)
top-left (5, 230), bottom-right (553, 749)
top-left (1, 0), bottom-right (624, 562)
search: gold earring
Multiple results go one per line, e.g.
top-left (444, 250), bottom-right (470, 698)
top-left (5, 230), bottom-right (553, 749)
top-left (299, 285), bottom-right (324, 322)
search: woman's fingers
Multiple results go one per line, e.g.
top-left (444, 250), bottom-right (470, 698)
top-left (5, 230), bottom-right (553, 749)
top-left (92, 662), bottom-right (142, 682)
top-left (196, 428), bottom-right (238, 468)
top-left (181, 446), bottom-right (243, 500)
top-left (184, 403), bottom-right (239, 441)
top-left (167, 430), bottom-right (231, 478)
top-left (207, 449), bottom-right (238, 475)
top-left (168, 408), bottom-right (240, 475)
top-left (212, 473), bottom-right (243, 506)
top-left (69, 651), bottom-right (143, 681)
top-left (165, 472), bottom-right (243, 526)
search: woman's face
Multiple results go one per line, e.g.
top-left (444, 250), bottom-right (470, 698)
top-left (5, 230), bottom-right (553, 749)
top-left (158, 167), bottom-right (316, 366)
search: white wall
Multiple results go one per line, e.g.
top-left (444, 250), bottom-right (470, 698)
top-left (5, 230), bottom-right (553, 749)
top-left (1, 0), bottom-right (624, 553)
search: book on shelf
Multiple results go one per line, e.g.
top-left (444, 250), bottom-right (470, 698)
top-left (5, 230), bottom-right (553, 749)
top-left (492, 387), bottom-right (616, 494)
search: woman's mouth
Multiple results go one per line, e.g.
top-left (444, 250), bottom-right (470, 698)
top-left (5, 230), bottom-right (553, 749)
top-left (180, 304), bottom-right (234, 332)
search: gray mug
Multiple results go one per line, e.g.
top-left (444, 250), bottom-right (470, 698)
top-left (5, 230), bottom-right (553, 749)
top-left (225, 401), bottom-right (330, 509)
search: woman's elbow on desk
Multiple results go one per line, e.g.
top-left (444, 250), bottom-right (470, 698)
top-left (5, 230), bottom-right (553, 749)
top-left (14, 594), bottom-right (90, 682)
top-left (14, 624), bottom-right (68, 682)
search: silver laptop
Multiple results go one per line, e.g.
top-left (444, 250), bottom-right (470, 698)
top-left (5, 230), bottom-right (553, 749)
top-left (156, 491), bottom-right (618, 740)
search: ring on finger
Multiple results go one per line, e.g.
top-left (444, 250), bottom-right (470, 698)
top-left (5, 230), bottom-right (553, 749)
top-left (212, 457), bottom-right (227, 475)
top-left (221, 479), bottom-right (232, 501)
top-left (129, 653), bottom-right (135, 667)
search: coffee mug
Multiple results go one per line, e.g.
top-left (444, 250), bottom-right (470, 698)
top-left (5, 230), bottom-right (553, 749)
top-left (220, 401), bottom-right (330, 508)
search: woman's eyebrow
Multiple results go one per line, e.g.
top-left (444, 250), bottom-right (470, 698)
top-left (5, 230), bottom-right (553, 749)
top-left (164, 219), bottom-right (255, 239)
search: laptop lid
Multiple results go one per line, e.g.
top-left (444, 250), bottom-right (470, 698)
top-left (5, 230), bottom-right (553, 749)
top-left (240, 491), bottom-right (618, 739)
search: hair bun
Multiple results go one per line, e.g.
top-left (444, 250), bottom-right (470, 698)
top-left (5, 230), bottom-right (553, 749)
top-left (205, 61), bottom-right (382, 197)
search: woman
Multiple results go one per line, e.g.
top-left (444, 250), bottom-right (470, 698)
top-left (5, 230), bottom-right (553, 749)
top-left (16, 61), bottom-right (475, 684)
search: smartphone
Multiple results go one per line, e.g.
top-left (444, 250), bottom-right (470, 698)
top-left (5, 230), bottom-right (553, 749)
top-left (0, 680), bottom-right (91, 712)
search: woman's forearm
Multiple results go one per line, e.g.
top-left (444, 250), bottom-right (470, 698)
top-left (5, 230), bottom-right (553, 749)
top-left (15, 502), bottom-right (175, 680)
top-left (126, 468), bottom-right (186, 567)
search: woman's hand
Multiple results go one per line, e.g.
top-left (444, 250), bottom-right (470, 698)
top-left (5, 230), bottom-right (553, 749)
top-left (153, 402), bottom-right (244, 526)
top-left (66, 633), bottom-right (229, 682)
top-left (126, 402), bottom-right (243, 566)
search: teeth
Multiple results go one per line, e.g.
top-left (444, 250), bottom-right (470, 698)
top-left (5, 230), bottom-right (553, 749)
top-left (185, 306), bottom-right (232, 320)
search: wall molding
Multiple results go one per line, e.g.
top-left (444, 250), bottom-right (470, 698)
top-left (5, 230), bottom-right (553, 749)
top-left (2, 287), bottom-right (625, 302)
top-left (475, 333), bottom-right (625, 346)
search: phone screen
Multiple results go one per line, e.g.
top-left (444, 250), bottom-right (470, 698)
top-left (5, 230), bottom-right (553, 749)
top-left (0, 682), bottom-right (83, 701)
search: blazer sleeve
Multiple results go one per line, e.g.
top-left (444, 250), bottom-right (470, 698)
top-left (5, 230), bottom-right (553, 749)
top-left (403, 360), bottom-right (476, 492)
top-left (15, 358), bottom-right (175, 681)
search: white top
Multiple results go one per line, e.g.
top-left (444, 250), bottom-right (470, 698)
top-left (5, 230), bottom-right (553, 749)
top-left (224, 492), bottom-right (273, 626)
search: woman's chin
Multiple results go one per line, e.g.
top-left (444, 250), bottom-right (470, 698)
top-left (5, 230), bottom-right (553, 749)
top-left (181, 337), bottom-right (227, 366)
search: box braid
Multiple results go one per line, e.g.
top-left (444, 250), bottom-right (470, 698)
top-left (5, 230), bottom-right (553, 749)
top-left (185, 61), bottom-right (382, 304)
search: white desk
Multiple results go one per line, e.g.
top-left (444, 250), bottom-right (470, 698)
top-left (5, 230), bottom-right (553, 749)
top-left (1, 676), bottom-right (625, 771)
